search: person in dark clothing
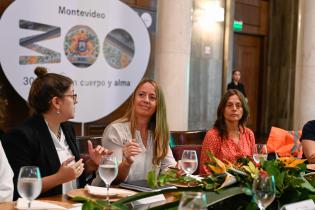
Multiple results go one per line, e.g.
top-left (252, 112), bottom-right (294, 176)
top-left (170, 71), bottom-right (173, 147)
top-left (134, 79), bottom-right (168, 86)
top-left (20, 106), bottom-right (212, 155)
top-left (300, 120), bottom-right (315, 163)
top-left (2, 67), bottom-right (111, 200)
top-left (227, 69), bottom-right (247, 98)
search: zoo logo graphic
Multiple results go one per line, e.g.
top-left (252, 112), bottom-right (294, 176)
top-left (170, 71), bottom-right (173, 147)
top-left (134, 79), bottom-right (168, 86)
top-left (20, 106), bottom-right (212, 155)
top-left (64, 25), bottom-right (99, 68)
top-left (19, 20), bottom-right (61, 65)
top-left (103, 29), bottom-right (135, 69)
top-left (0, 0), bottom-right (151, 123)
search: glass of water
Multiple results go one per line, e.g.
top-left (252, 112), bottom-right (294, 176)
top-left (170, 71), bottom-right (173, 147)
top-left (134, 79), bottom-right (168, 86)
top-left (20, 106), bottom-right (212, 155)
top-left (99, 155), bottom-right (118, 206)
top-left (181, 150), bottom-right (198, 175)
top-left (253, 144), bottom-right (268, 164)
top-left (17, 166), bottom-right (42, 210)
top-left (252, 172), bottom-right (276, 210)
top-left (181, 150), bottom-right (198, 181)
top-left (179, 191), bottom-right (207, 210)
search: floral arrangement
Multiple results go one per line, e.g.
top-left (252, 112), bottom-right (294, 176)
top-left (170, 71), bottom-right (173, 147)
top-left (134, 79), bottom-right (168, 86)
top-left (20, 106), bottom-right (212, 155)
top-left (77, 153), bottom-right (315, 210)
top-left (150, 153), bottom-right (315, 209)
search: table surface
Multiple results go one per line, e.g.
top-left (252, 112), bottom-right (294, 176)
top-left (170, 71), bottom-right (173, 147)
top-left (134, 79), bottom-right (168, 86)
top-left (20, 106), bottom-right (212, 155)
top-left (0, 189), bottom-right (180, 210)
top-left (0, 186), bottom-right (245, 210)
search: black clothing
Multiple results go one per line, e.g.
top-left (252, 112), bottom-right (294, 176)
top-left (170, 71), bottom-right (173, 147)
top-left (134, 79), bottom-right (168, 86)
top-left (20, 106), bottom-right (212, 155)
top-left (301, 120), bottom-right (315, 141)
top-left (227, 82), bottom-right (247, 97)
top-left (2, 114), bottom-right (86, 200)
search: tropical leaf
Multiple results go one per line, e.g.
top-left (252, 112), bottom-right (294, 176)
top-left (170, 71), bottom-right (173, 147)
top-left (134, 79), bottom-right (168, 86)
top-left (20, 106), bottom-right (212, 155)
top-left (147, 170), bottom-right (158, 188)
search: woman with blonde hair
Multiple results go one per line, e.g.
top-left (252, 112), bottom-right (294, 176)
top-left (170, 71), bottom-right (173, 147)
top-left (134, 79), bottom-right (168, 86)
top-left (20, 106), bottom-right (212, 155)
top-left (94, 79), bottom-right (176, 184)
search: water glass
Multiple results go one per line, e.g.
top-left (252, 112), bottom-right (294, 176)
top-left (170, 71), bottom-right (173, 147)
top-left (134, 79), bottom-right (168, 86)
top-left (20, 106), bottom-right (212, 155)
top-left (252, 172), bottom-right (276, 210)
top-left (181, 150), bottom-right (198, 176)
top-left (179, 191), bottom-right (207, 210)
top-left (17, 166), bottom-right (42, 210)
top-left (99, 155), bottom-right (118, 206)
top-left (253, 144), bottom-right (268, 164)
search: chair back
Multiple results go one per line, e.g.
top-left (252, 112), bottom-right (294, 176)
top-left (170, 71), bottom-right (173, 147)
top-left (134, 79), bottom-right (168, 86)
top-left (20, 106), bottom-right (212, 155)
top-left (170, 130), bottom-right (206, 175)
top-left (76, 136), bottom-right (102, 154)
top-left (170, 130), bottom-right (206, 146)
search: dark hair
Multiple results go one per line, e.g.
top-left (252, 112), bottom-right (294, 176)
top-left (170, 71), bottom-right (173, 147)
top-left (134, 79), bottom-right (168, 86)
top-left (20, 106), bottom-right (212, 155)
top-left (231, 69), bottom-right (241, 82)
top-left (232, 69), bottom-right (240, 75)
top-left (28, 67), bottom-right (73, 114)
top-left (214, 89), bottom-right (249, 138)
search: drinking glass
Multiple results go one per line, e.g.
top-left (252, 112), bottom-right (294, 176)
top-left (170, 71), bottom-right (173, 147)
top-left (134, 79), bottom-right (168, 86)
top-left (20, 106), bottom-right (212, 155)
top-left (99, 155), bottom-right (118, 206)
top-left (253, 144), bottom-right (268, 164)
top-left (178, 192), bottom-right (207, 210)
top-left (252, 172), bottom-right (276, 210)
top-left (181, 150), bottom-right (198, 176)
top-left (17, 166), bottom-right (42, 210)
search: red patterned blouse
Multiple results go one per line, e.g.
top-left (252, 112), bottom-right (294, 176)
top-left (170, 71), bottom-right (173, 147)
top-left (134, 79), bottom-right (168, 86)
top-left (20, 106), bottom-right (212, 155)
top-left (199, 127), bottom-right (256, 175)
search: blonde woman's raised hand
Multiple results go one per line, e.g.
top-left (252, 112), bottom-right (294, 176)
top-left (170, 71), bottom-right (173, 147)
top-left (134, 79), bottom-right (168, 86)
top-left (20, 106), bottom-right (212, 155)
top-left (123, 139), bottom-right (142, 165)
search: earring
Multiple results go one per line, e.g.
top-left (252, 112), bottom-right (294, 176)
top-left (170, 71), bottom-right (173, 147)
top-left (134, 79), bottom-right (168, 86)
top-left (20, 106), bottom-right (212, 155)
top-left (57, 109), bottom-right (60, 114)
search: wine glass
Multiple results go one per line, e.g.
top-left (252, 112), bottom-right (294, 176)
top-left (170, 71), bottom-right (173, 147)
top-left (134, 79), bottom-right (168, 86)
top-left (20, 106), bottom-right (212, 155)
top-left (252, 172), bottom-right (276, 210)
top-left (181, 150), bottom-right (198, 176)
top-left (178, 191), bottom-right (207, 210)
top-left (17, 166), bottom-right (42, 210)
top-left (99, 155), bottom-right (118, 206)
top-left (253, 144), bottom-right (268, 164)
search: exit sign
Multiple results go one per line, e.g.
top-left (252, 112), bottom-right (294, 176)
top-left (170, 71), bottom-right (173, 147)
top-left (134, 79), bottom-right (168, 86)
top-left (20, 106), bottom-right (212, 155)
top-left (233, 20), bottom-right (243, 31)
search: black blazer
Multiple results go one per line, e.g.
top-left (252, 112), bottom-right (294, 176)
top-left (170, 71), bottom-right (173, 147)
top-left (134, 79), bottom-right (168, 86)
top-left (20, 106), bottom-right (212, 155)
top-left (2, 114), bottom-right (86, 200)
top-left (227, 82), bottom-right (247, 97)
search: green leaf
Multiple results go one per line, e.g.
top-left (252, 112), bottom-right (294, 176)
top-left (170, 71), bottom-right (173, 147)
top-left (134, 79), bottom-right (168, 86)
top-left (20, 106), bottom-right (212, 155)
top-left (72, 195), bottom-right (90, 202)
top-left (82, 200), bottom-right (99, 210)
top-left (147, 170), bottom-right (158, 189)
top-left (300, 176), bottom-right (315, 192)
top-left (242, 187), bottom-right (252, 196)
top-left (245, 201), bottom-right (257, 210)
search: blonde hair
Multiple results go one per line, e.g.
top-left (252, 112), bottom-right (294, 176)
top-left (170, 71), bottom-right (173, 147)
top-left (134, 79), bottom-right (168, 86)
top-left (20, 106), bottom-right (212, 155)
top-left (117, 79), bottom-right (169, 165)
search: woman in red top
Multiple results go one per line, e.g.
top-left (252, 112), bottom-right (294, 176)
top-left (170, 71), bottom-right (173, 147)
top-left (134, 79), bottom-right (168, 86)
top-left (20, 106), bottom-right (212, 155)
top-left (199, 89), bottom-right (255, 175)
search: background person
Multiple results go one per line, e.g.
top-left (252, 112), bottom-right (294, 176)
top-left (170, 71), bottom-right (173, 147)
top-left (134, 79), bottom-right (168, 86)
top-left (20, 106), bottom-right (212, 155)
top-left (199, 89), bottom-right (255, 175)
top-left (2, 67), bottom-right (110, 199)
top-left (93, 79), bottom-right (176, 185)
top-left (300, 120), bottom-right (315, 163)
top-left (227, 69), bottom-right (247, 98)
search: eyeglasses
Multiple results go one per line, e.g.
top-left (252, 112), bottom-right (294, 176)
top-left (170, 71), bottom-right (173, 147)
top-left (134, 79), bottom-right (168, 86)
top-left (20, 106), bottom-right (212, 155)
top-left (63, 94), bottom-right (77, 103)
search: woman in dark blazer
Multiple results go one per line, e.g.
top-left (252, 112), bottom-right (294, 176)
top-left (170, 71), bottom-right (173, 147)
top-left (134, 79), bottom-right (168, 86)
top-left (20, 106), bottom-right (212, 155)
top-left (2, 67), bottom-right (110, 200)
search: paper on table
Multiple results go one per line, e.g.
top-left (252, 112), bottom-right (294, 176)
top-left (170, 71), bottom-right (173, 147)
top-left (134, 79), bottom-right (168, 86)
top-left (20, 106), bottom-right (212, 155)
top-left (67, 203), bottom-right (83, 210)
top-left (131, 194), bottom-right (165, 206)
top-left (85, 185), bottom-right (136, 197)
top-left (16, 198), bottom-right (66, 209)
top-left (280, 199), bottom-right (315, 210)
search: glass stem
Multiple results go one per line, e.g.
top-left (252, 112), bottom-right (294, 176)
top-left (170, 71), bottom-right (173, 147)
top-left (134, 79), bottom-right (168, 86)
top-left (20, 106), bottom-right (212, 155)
top-left (258, 204), bottom-right (265, 210)
top-left (27, 200), bottom-right (31, 210)
top-left (106, 183), bottom-right (110, 206)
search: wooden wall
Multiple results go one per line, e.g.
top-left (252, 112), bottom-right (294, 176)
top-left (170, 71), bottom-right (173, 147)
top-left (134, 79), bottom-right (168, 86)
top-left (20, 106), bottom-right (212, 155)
top-left (0, 0), bottom-right (156, 136)
top-left (233, 0), bottom-right (269, 137)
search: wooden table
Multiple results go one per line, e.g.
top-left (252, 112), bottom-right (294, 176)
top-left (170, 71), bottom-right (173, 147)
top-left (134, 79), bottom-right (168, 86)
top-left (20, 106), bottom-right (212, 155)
top-left (0, 190), bottom-right (179, 210)
top-left (0, 194), bottom-right (77, 210)
top-left (0, 187), bottom-right (246, 210)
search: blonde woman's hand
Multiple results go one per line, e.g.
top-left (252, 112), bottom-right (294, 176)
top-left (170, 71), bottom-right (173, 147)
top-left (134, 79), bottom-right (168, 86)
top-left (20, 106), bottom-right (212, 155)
top-left (87, 140), bottom-right (112, 165)
top-left (123, 139), bottom-right (142, 165)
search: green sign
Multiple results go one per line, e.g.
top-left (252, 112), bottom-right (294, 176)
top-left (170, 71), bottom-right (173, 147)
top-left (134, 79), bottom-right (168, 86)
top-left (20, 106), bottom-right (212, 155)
top-left (233, 20), bottom-right (243, 31)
